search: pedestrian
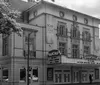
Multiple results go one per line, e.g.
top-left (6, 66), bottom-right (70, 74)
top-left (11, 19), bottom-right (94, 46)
top-left (89, 74), bottom-right (93, 84)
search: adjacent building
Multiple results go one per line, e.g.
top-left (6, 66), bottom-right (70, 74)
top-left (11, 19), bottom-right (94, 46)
top-left (0, 0), bottom-right (100, 85)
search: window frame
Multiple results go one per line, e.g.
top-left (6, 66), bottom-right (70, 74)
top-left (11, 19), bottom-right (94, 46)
top-left (20, 68), bottom-right (26, 82)
top-left (59, 42), bottom-right (66, 55)
top-left (71, 24), bottom-right (80, 39)
top-left (83, 46), bottom-right (90, 56)
top-left (72, 44), bottom-right (79, 58)
top-left (57, 22), bottom-right (67, 37)
top-left (23, 29), bottom-right (36, 58)
top-left (2, 68), bottom-right (9, 82)
top-left (2, 34), bottom-right (9, 56)
top-left (95, 69), bottom-right (99, 79)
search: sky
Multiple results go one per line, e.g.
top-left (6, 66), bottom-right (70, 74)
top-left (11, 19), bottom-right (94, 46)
top-left (55, 0), bottom-right (100, 18)
top-left (22, 0), bottom-right (100, 18)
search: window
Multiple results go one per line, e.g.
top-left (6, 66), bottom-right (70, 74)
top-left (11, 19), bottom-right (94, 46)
top-left (2, 34), bottom-right (9, 56)
top-left (82, 71), bottom-right (87, 82)
top-left (20, 68), bottom-right (26, 82)
top-left (59, 11), bottom-right (64, 18)
top-left (55, 73), bottom-right (62, 83)
top-left (71, 23), bottom-right (80, 39)
top-left (73, 15), bottom-right (77, 21)
top-left (82, 31), bottom-right (91, 41)
top-left (95, 69), bottom-right (99, 79)
top-left (84, 46), bottom-right (90, 56)
top-left (3, 69), bottom-right (8, 82)
top-left (23, 30), bottom-right (36, 58)
top-left (63, 70), bottom-right (70, 82)
top-left (33, 10), bottom-right (37, 17)
top-left (59, 42), bottom-right (66, 55)
top-left (47, 68), bottom-right (53, 81)
top-left (84, 18), bottom-right (88, 24)
top-left (57, 22), bottom-right (67, 37)
top-left (32, 68), bottom-right (38, 81)
top-left (73, 71), bottom-right (79, 82)
top-left (72, 44), bottom-right (79, 58)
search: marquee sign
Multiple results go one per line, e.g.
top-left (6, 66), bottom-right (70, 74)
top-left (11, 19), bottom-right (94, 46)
top-left (48, 50), bottom-right (61, 64)
top-left (84, 54), bottom-right (98, 60)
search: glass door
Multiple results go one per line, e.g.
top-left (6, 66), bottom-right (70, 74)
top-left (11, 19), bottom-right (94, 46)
top-left (63, 70), bottom-right (71, 83)
top-left (82, 71), bottom-right (88, 82)
top-left (73, 71), bottom-right (79, 83)
top-left (54, 70), bottom-right (62, 83)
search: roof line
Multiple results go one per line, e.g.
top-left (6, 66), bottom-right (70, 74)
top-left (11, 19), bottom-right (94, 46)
top-left (24, 0), bottom-right (100, 20)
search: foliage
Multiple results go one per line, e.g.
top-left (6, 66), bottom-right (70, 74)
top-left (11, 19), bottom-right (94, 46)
top-left (0, 1), bottom-right (22, 36)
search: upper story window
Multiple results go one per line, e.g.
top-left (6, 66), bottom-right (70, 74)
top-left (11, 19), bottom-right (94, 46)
top-left (57, 22), bottom-right (67, 37)
top-left (59, 42), bottom-right (66, 55)
top-left (84, 18), bottom-right (88, 24)
top-left (72, 44), bottom-right (79, 58)
top-left (83, 46), bottom-right (90, 56)
top-left (82, 30), bottom-right (91, 41)
top-left (2, 34), bottom-right (9, 56)
top-left (59, 11), bottom-right (65, 18)
top-left (33, 10), bottom-right (37, 17)
top-left (73, 15), bottom-right (77, 21)
top-left (71, 22), bottom-right (80, 39)
top-left (22, 11), bottom-right (29, 23)
top-left (23, 30), bottom-right (36, 58)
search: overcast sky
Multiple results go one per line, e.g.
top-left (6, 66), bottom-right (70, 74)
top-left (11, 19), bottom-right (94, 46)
top-left (22, 0), bottom-right (100, 18)
top-left (55, 0), bottom-right (100, 18)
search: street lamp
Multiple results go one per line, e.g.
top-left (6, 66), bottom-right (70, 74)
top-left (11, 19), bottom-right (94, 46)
top-left (27, 31), bottom-right (33, 85)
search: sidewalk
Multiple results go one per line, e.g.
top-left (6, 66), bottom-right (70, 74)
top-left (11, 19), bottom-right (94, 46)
top-left (54, 82), bottom-right (100, 85)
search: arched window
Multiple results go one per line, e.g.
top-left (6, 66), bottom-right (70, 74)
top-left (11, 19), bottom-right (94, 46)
top-left (82, 31), bottom-right (91, 41)
top-left (57, 22), bottom-right (67, 37)
top-left (71, 23), bottom-right (80, 39)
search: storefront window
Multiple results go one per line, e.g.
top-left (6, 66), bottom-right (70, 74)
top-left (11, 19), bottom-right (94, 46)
top-left (55, 74), bottom-right (62, 83)
top-left (47, 68), bottom-right (53, 81)
top-left (32, 68), bottom-right (38, 81)
top-left (20, 68), bottom-right (26, 82)
top-left (73, 71), bottom-right (79, 82)
top-left (2, 69), bottom-right (8, 82)
top-left (82, 72), bottom-right (87, 82)
top-left (64, 72), bottom-right (70, 82)
top-left (95, 69), bottom-right (99, 79)
top-left (55, 70), bottom-right (62, 83)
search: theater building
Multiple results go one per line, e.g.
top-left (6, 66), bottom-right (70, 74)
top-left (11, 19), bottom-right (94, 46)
top-left (0, 0), bottom-right (100, 85)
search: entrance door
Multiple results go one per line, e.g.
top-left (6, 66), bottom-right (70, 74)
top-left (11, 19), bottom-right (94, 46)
top-left (73, 71), bottom-right (79, 83)
top-left (82, 71), bottom-right (88, 82)
top-left (89, 72), bottom-right (94, 80)
top-left (63, 70), bottom-right (71, 83)
top-left (54, 70), bottom-right (62, 83)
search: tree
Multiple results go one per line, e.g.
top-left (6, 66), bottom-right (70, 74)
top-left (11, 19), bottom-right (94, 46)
top-left (0, 0), bottom-right (21, 36)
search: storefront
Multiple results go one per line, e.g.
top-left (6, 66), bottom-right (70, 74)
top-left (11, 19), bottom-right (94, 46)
top-left (47, 50), bottom-right (100, 84)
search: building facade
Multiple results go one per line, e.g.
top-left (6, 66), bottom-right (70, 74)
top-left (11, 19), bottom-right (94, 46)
top-left (0, 0), bottom-right (100, 85)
